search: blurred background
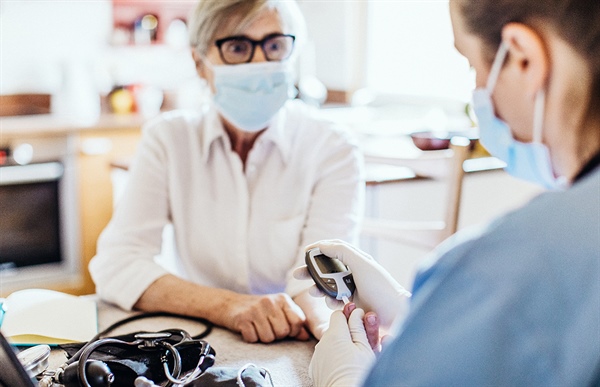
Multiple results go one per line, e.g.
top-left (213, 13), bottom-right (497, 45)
top-left (0, 0), bottom-right (474, 112)
top-left (0, 1), bottom-right (541, 297)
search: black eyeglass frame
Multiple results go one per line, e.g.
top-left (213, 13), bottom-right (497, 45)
top-left (214, 33), bottom-right (296, 64)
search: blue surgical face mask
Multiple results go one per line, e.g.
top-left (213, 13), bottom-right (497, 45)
top-left (472, 43), bottom-right (566, 189)
top-left (206, 60), bottom-right (297, 132)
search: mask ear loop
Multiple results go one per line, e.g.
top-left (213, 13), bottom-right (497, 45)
top-left (200, 55), bottom-right (215, 70)
top-left (533, 88), bottom-right (545, 144)
top-left (486, 42), bottom-right (509, 93)
top-left (487, 42), bottom-right (546, 145)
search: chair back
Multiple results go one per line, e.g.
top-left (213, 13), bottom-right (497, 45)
top-left (362, 136), bottom-right (472, 250)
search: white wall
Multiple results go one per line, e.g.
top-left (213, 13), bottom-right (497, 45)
top-left (0, 0), bottom-right (198, 109)
top-left (1, 1), bottom-right (470, 101)
top-left (365, 1), bottom-right (474, 103)
top-left (296, 0), bottom-right (366, 91)
top-left (297, 1), bottom-right (474, 103)
top-left (0, 1), bottom-right (112, 94)
top-left (2, 1), bottom-right (354, 96)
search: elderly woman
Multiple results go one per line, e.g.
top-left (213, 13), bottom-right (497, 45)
top-left (89, 0), bottom-right (364, 343)
top-left (307, 0), bottom-right (600, 385)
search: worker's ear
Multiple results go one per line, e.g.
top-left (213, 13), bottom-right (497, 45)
top-left (501, 22), bottom-right (549, 98)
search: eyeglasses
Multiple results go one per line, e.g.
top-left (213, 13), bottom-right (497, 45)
top-left (214, 33), bottom-right (295, 65)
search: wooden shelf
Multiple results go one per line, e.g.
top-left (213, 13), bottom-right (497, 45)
top-left (0, 94), bottom-right (50, 117)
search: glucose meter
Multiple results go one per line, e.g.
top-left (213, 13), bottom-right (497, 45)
top-left (305, 248), bottom-right (355, 302)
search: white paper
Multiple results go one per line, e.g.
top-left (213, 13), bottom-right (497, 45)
top-left (0, 289), bottom-right (97, 345)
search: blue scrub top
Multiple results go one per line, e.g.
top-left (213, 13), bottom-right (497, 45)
top-left (364, 166), bottom-right (600, 386)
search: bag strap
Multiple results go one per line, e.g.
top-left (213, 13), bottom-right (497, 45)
top-left (95, 312), bottom-right (213, 341)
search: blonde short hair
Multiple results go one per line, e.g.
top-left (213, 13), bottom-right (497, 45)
top-left (189, 0), bottom-right (306, 58)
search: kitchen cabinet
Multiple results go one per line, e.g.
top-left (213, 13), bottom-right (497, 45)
top-left (77, 127), bottom-right (142, 295)
top-left (0, 114), bottom-right (144, 296)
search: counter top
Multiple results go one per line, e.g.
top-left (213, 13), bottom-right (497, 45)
top-left (0, 113), bottom-right (148, 138)
top-left (0, 110), bottom-right (504, 173)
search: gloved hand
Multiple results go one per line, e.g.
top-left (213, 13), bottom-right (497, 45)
top-left (309, 306), bottom-right (376, 387)
top-left (295, 239), bottom-right (411, 329)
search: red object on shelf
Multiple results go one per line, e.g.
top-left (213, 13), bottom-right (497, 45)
top-left (112, 0), bottom-right (196, 44)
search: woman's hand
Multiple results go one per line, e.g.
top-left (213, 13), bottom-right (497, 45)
top-left (221, 292), bottom-right (311, 343)
top-left (133, 275), bottom-right (310, 344)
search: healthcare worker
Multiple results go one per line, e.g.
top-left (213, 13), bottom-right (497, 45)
top-left (89, 0), bottom-right (364, 344)
top-left (306, 0), bottom-right (600, 385)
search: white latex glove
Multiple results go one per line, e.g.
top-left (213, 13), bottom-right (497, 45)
top-left (295, 239), bottom-right (411, 329)
top-left (309, 307), bottom-right (376, 387)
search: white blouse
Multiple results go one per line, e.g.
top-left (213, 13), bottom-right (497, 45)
top-left (89, 100), bottom-right (365, 310)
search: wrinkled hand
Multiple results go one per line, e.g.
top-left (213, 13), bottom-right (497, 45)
top-left (309, 305), bottom-right (376, 387)
top-left (221, 293), bottom-right (310, 343)
top-left (295, 239), bottom-right (411, 329)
